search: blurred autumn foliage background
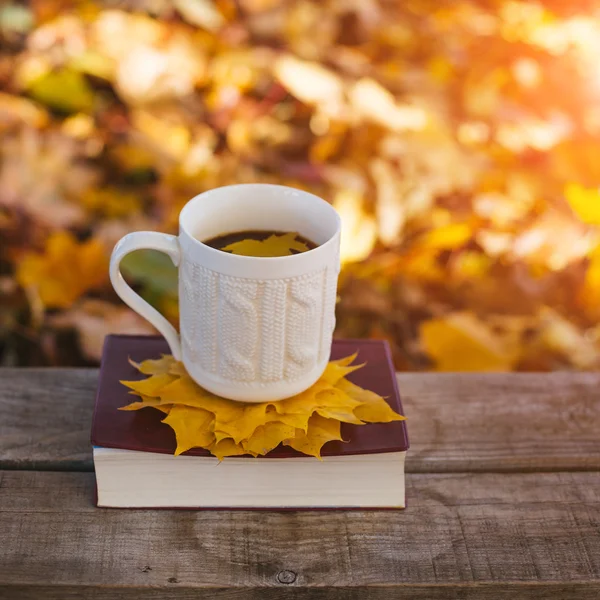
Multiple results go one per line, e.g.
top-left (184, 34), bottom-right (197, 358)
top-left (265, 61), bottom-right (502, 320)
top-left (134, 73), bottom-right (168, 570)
top-left (2, 0), bottom-right (600, 371)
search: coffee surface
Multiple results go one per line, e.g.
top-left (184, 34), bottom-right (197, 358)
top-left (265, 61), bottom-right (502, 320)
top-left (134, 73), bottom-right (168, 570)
top-left (202, 230), bottom-right (318, 257)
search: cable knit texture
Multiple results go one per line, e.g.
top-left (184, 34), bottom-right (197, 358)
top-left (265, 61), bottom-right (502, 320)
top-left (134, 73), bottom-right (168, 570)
top-left (179, 257), bottom-right (338, 384)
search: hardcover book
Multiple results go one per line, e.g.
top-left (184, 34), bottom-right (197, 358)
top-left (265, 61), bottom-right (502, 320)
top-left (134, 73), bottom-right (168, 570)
top-left (92, 335), bottom-right (409, 509)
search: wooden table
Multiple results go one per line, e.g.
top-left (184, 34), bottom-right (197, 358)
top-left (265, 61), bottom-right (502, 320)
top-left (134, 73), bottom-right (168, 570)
top-left (1, 370), bottom-right (599, 599)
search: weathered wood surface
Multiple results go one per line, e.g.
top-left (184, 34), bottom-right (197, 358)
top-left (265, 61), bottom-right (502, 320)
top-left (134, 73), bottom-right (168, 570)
top-left (1, 368), bottom-right (599, 599)
top-left (1, 369), bottom-right (600, 473)
top-left (1, 470), bottom-right (599, 599)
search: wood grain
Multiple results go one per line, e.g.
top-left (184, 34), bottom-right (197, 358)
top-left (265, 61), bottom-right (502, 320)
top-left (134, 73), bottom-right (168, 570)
top-left (2, 585), bottom-right (600, 600)
top-left (400, 372), bottom-right (600, 473)
top-left (1, 369), bottom-right (599, 473)
top-left (0, 369), bottom-right (95, 471)
top-left (2, 369), bottom-right (600, 599)
top-left (0, 470), bottom-right (599, 599)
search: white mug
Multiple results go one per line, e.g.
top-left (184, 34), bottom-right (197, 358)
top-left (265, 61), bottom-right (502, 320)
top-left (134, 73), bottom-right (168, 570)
top-left (110, 184), bottom-right (341, 402)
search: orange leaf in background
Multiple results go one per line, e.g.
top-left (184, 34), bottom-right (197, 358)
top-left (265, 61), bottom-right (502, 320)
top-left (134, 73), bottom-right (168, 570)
top-left (80, 187), bottom-right (142, 219)
top-left (120, 354), bottom-right (405, 459)
top-left (419, 222), bottom-right (472, 250)
top-left (451, 251), bottom-right (492, 280)
top-left (7, 2), bottom-right (600, 375)
top-left (536, 307), bottom-right (599, 370)
top-left (580, 247), bottom-right (600, 318)
top-left (0, 92), bottom-right (49, 128)
top-left (420, 312), bottom-right (518, 372)
top-left (16, 231), bottom-right (108, 309)
top-left (274, 55), bottom-right (343, 111)
top-left (333, 190), bottom-right (378, 264)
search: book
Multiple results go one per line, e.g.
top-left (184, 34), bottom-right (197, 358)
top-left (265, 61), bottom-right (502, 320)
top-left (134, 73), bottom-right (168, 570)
top-left (92, 335), bottom-right (409, 509)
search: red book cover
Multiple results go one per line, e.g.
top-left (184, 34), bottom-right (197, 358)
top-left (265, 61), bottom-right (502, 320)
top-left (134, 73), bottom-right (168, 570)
top-left (91, 335), bottom-right (409, 457)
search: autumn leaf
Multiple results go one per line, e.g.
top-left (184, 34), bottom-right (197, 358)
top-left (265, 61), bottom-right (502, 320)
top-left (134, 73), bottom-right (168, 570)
top-left (320, 354), bottom-right (362, 385)
top-left (333, 189), bottom-right (378, 264)
top-left (121, 372), bottom-right (178, 397)
top-left (537, 307), bottom-right (599, 370)
top-left (221, 232), bottom-right (310, 257)
top-left (420, 313), bottom-right (518, 372)
top-left (129, 354), bottom-right (177, 375)
top-left (163, 406), bottom-right (215, 456)
top-left (284, 415), bottom-right (344, 459)
top-left (580, 246), bottom-right (600, 318)
top-left (0, 92), bottom-right (48, 128)
top-left (418, 223), bottom-right (472, 250)
top-left (27, 69), bottom-right (95, 114)
top-left (274, 55), bottom-right (343, 112)
top-left (565, 183), bottom-right (600, 226)
top-left (244, 422), bottom-right (297, 456)
top-left (6, 2), bottom-right (600, 375)
top-left (210, 438), bottom-right (252, 461)
top-left (122, 247), bottom-right (178, 290)
top-left (120, 354), bottom-right (405, 459)
top-left (16, 231), bottom-right (108, 309)
top-left (80, 188), bottom-right (142, 219)
top-left (339, 380), bottom-right (404, 423)
top-left (119, 395), bottom-right (165, 412)
top-left (314, 390), bottom-right (364, 424)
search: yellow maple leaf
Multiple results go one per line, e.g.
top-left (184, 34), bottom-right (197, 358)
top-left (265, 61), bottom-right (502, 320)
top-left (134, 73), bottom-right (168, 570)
top-left (128, 355), bottom-right (177, 375)
top-left (120, 353), bottom-right (405, 459)
top-left (284, 415), bottom-right (344, 459)
top-left (161, 377), bottom-right (246, 418)
top-left (313, 388), bottom-right (363, 424)
top-left (320, 363), bottom-right (364, 386)
top-left (264, 407), bottom-right (311, 431)
top-left (162, 406), bottom-right (215, 456)
top-left (565, 183), bottom-right (600, 226)
top-left (118, 389), bottom-right (174, 414)
top-left (120, 373), bottom-right (178, 398)
top-left (218, 403), bottom-right (269, 444)
top-left (244, 422), bottom-right (297, 456)
top-left (222, 232), bottom-right (310, 257)
top-left (263, 380), bottom-right (327, 416)
top-left (17, 231), bottom-right (108, 309)
top-left (210, 438), bottom-right (253, 461)
top-left (119, 399), bottom-right (158, 411)
top-left (330, 353), bottom-right (360, 367)
top-left (420, 312), bottom-right (517, 372)
top-left (338, 380), bottom-right (404, 423)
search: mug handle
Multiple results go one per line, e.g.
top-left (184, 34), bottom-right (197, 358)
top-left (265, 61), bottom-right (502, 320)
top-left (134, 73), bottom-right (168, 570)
top-left (110, 232), bottom-right (182, 359)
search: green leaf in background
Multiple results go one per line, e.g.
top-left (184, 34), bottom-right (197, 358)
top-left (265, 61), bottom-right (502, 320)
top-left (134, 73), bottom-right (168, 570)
top-left (28, 69), bottom-right (94, 114)
top-left (0, 3), bottom-right (34, 35)
top-left (70, 51), bottom-right (114, 80)
top-left (120, 249), bottom-right (178, 301)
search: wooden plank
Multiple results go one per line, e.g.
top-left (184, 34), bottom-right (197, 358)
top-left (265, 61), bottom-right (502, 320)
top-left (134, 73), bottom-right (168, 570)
top-left (2, 585), bottom-right (600, 600)
top-left (400, 372), bottom-right (600, 473)
top-left (0, 369), bottom-right (95, 471)
top-left (1, 369), bottom-right (600, 473)
top-left (0, 470), bottom-right (599, 599)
